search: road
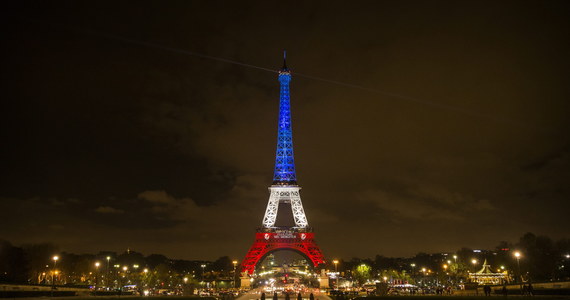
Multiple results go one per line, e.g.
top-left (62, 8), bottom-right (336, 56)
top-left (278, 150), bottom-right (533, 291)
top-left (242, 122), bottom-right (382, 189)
top-left (236, 288), bottom-right (332, 300)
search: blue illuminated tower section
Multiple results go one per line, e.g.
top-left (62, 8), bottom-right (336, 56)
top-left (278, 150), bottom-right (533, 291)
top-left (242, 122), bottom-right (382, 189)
top-left (273, 56), bottom-right (297, 185)
top-left (261, 53), bottom-right (309, 228)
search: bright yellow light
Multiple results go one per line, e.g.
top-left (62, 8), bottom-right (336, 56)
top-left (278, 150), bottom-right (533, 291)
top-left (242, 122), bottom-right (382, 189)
top-left (514, 251), bottom-right (521, 258)
top-left (421, 268), bottom-right (426, 272)
top-left (383, 276), bottom-right (387, 281)
top-left (95, 262), bottom-right (100, 267)
top-left (53, 256), bottom-right (59, 261)
top-left (143, 268), bottom-right (148, 273)
top-left (447, 260), bottom-right (451, 264)
top-left (106, 256), bottom-right (111, 260)
top-left (453, 255), bottom-right (457, 259)
top-left (183, 277), bottom-right (188, 282)
top-left (471, 259), bottom-right (477, 264)
top-left (122, 266), bottom-right (128, 271)
top-left (333, 260), bottom-right (339, 264)
top-left (411, 263), bottom-right (416, 267)
top-left (443, 264), bottom-right (448, 269)
top-left (233, 260), bottom-right (238, 265)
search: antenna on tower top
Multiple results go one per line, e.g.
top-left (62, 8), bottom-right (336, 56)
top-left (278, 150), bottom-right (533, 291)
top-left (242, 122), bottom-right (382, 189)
top-left (282, 50), bottom-right (288, 70)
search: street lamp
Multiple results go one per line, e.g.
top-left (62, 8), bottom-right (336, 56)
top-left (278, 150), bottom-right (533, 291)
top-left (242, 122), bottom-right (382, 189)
top-left (52, 256), bottom-right (59, 285)
top-left (333, 260), bottom-right (339, 290)
top-left (514, 251), bottom-right (521, 282)
top-left (201, 264), bottom-right (206, 284)
top-left (95, 262), bottom-right (100, 289)
top-left (122, 266), bottom-right (128, 293)
top-left (232, 260), bottom-right (238, 288)
top-left (106, 256), bottom-right (111, 289)
top-left (51, 256), bottom-right (59, 296)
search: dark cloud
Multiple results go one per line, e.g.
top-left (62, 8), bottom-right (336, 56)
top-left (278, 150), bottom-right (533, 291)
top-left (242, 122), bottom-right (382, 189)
top-left (0, 1), bottom-right (569, 260)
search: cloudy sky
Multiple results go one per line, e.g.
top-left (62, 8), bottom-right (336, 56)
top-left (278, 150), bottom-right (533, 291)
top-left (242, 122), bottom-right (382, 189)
top-left (1, 1), bottom-right (569, 261)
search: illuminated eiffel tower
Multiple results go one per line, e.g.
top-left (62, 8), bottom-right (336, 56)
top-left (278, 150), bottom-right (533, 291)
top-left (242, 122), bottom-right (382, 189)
top-left (240, 53), bottom-right (325, 275)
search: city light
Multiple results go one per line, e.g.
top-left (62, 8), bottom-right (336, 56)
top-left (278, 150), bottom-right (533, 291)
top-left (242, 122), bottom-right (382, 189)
top-left (471, 259), bottom-right (478, 265)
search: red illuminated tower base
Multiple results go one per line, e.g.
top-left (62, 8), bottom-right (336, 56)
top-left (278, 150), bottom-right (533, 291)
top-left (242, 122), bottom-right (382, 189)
top-left (241, 230), bottom-right (325, 274)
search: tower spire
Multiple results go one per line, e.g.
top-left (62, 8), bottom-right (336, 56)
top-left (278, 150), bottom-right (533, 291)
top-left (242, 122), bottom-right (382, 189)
top-left (273, 51), bottom-right (295, 185)
top-left (282, 50), bottom-right (287, 70)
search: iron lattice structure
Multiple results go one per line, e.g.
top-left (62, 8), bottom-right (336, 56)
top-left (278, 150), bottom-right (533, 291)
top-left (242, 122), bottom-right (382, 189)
top-left (272, 63), bottom-right (297, 185)
top-left (241, 231), bottom-right (325, 275)
top-left (241, 55), bottom-right (325, 275)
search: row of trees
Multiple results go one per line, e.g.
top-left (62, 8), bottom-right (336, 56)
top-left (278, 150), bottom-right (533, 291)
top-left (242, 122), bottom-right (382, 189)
top-left (0, 240), bottom-right (236, 287)
top-left (1, 232), bottom-right (569, 286)
top-left (335, 233), bottom-right (570, 284)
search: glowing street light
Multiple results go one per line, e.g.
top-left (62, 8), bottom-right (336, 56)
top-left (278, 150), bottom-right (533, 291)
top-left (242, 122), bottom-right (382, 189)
top-left (333, 260), bottom-right (339, 290)
top-left (514, 251), bottom-right (522, 281)
top-left (232, 260), bottom-right (238, 288)
top-left (94, 262), bottom-right (100, 288)
top-left (51, 256), bottom-right (59, 296)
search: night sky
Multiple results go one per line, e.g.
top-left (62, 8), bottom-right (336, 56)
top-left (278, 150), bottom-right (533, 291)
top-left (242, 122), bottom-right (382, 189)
top-left (1, 1), bottom-right (569, 261)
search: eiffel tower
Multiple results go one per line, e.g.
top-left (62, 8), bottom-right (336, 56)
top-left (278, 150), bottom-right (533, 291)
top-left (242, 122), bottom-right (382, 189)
top-left (240, 53), bottom-right (325, 275)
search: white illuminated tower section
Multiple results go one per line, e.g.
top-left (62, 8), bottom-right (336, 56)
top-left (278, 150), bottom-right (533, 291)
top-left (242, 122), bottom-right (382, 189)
top-left (262, 54), bottom-right (309, 229)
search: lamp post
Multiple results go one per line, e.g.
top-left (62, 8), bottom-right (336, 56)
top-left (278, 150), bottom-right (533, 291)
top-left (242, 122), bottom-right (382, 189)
top-left (333, 260), bottom-right (339, 290)
top-left (95, 262), bottom-right (100, 290)
top-left (232, 260), bottom-right (238, 288)
top-left (52, 256), bottom-right (59, 287)
top-left (514, 252), bottom-right (521, 282)
top-left (106, 256), bottom-right (111, 289)
top-left (51, 256), bottom-right (59, 297)
top-left (201, 264), bottom-right (206, 288)
top-left (122, 266), bottom-right (128, 294)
